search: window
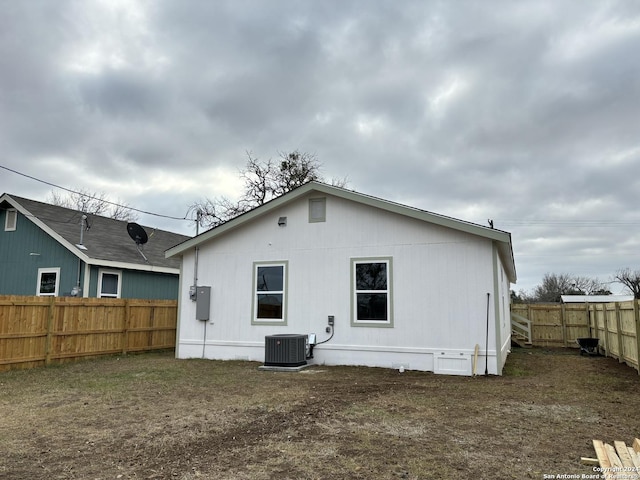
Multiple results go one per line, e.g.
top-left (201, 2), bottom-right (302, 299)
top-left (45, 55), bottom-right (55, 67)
top-left (252, 261), bottom-right (287, 325)
top-left (4, 208), bottom-right (17, 231)
top-left (308, 198), bottom-right (326, 223)
top-left (351, 258), bottom-right (393, 327)
top-left (37, 268), bottom-right (60, 296)
top-left (98, 270), bottom-right (121, 298)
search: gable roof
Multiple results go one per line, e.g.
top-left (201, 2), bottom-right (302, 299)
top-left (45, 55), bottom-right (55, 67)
top-left (166, 181), bottom-right (517, 282)
top-left (1, 193), bottom-right (190, 274)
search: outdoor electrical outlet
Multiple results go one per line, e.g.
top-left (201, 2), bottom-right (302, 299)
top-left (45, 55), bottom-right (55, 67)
top-left (328, 315), bottom-right (334, 326)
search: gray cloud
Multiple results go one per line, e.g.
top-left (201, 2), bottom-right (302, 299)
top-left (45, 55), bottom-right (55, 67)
top-left (1, 0), bottom-right (640, 294)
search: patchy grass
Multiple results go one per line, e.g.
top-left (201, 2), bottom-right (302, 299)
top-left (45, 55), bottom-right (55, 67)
top-left (1, 348), bottom-right (639, 479)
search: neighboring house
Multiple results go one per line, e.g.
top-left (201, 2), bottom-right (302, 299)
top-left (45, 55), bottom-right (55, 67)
top-left (166, 182), bottom-right (517, 375)
top-left (0, 193), bottom-right (190, 299)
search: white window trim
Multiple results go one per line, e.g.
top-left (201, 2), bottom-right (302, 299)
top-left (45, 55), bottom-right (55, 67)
top-left (350, 257), bottom-right (393, 328)
top-left (97, 269), bottom-right (122, 298)
top-left (37, 267), bottom-right (60, 297)
top-left (4, 208), bottom-right (17, 231)
top-left (252, 261), bottom-right (288, 325)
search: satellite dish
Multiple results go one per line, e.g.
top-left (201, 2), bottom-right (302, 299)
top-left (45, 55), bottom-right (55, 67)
top-left (127, 223), bottom-right (148, 245)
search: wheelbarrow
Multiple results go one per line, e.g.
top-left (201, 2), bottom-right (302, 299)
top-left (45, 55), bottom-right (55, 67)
top-left (576, 337), bottom-right (599, 356)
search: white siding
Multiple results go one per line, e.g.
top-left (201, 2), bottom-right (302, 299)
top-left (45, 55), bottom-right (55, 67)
top-left (493, 244), bottom-right (513, 374)
top-left (177, 192), bottom-right (506, 375)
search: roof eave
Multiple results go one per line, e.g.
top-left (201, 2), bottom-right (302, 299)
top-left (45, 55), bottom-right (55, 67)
top-left (84, 258), bottom-right (180, 274)
top-left (495, 237), bottom-right (517, 284)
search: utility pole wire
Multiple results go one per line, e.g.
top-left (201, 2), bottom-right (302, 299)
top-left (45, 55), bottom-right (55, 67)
top-left (0, 164), bottom-right (191, 222)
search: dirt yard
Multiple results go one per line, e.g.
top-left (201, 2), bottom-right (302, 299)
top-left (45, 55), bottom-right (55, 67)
top-left (1, 347), bottom-right (639, 480)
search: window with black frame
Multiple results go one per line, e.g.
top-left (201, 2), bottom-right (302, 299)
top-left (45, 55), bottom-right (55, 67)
top-left (98, 270), bottom-right (121, 298)
top-left (37, 268), bottom-right (60, 296)
top-left (253, 262), bottom-right (287, 324)
top-left (351, 258), bottom-right (393, 326)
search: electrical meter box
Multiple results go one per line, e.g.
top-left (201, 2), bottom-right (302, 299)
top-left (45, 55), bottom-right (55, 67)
top-left (196, 286), bottom-right (211, 321)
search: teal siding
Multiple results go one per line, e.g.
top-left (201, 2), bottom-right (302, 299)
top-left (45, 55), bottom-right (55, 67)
top-left (121, 270), bottom-right (179, 300)
top-left (89, 266), bottom-right (179, 300)
top-left (0, 209), bottom-right (80, 295)
top-left (88, 266), bottom-right (99, 297)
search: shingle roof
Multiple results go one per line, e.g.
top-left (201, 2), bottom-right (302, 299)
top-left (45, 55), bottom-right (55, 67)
top-left (2, 194), bottom-right (190, 272)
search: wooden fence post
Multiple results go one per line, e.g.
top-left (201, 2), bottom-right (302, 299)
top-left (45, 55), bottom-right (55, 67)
top-left (598, 304), bottom-right (608, 357)
top-left (561, 303), bottom-right (567, 347)
top-left (148, 304), bottom-right (155, 348)
top-left (122, 299), bottom-right (130, 355)
top-left (615, 302), bottom-right (624, 363)
top-left (45, 296), bottom-right (55, 366)
top-left (634, 300), bottom-right (640, 375)
top-left (527, 303), bottom-right (533, 344)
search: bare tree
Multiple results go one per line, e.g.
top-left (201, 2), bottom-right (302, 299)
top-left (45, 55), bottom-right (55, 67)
top-left (190, 150), bottom-right (347, 229)
top-left (572, 276), bottom-right (612, 296)
top-left (532, 273), bottom-right (574, 302)
top-left (109, 202), bottom-right (138, 221)
top-left (614, 268), bottom-right (640, 299)
top-left (48, 189), bottom-right (138, 221)
top-left (530, 273), bottom-right (610, 303)
top-left (49, 190), bottom-right (107, 216)
top-left (512, 289), bottom-right (535, 304)
top-left (273, 150), bottom-right (323, 196)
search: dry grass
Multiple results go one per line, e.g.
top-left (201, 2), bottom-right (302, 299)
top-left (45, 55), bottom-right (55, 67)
top-left (1, 348), bottom-right (640, 479)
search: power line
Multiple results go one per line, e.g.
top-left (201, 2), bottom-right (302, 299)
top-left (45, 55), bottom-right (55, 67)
top-left (1, 164), bottom-right (191, 222)
top-left (499, 220), bottom-right (640, 227)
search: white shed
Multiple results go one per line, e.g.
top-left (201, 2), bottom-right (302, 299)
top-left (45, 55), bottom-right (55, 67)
top-left (166, 182), bottom-right (517, 375)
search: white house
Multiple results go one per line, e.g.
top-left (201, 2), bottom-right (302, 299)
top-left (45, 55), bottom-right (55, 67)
top-left (166, 182), bottom-right (517, 376)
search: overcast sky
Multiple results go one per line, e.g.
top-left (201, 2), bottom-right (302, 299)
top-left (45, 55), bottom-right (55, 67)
top-left (1, 0), bottom-right (639, 295)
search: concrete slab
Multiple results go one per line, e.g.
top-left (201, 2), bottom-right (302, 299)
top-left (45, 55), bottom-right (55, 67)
top-left (258, 364), bottom-right (312, 372)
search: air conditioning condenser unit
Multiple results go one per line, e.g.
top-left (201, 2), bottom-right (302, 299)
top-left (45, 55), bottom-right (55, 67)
top-left (264, 334), bottom-right (307, 367)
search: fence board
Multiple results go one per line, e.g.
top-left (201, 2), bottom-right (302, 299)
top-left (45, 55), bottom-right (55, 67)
top-left (565, 304), bottom-right (592, 342)
top-left (618, 302), bottom-right (638, 368)
top-left (0, 295), bottom-right (177, 371)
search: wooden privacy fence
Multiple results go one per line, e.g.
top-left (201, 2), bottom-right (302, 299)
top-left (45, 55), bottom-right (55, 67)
top-left (512, 301), bottom-right (640, 374)
top-left (0, 295), bottom-right (177, 372)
